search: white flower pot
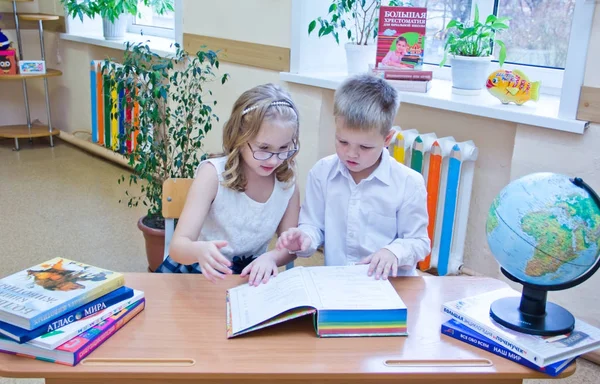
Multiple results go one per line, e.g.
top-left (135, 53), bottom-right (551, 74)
top-left (345, 43), bottom-right (377, 75)
top-left (102, 15), bottom-right (128, 40)
top-left (450, 55), bottom-right (492, 95)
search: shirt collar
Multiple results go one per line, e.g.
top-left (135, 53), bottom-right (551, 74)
top-left (333, 149), bottom-right (392, 186)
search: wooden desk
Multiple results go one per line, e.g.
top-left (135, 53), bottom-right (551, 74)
top-left (0, 274), bottom-right (575, 384)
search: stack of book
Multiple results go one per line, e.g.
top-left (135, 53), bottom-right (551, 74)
top-left (0, 258), bottom-right (145, 366)
top-left (441, 288), bottom-right (600, 376)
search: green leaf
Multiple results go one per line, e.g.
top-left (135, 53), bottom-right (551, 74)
top-left (329, 3), bottom-right (337, 13)
top-left (495, 40), bottom-right (507, 66)
top-left (308, 20), bottom-right (317, 35)
top-left (474, 4), bottom-right (479, 24)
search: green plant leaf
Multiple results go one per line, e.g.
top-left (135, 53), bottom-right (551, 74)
top-left (308, 20), bottom-right (317, 35)
top-left (495, 39), bottom-right (507, 66)
top-left (474, 4), bottom-right (479, 24)
top-left (329, 3), bottom-right (337, 13)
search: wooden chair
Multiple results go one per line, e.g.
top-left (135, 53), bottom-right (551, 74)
top-left (161, 178), bottom-right (294, 270)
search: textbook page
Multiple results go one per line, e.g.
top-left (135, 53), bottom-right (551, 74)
top-left (304, 265), bottom-right (406, 310)
top-left (228, 267), bottom-right (313, 334)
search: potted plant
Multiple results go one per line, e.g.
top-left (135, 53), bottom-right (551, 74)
top-left (308, 0), bottom-right (410, 74)
top-left (105, 42), bottom-right (229, 271)
top-left (440, 5), bottom-right (509, 95)
top-left (61, 0), bottom-right (174, 40)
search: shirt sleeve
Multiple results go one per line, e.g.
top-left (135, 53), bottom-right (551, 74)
top-left (297, 166), bottom-right (326, 258)
top-left (383, 176), bottom-right (431, 268)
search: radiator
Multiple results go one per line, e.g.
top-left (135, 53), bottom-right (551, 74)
top-left (388, 127), bottom-right (478, 276)
top-left (89, 60), bottom-right (139, 153)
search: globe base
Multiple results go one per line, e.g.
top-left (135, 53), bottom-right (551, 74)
top-left (490, 296), bottom-right (575, 336)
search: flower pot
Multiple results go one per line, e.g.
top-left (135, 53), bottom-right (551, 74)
top-left (137, 216), bottom-right (165, 272)
top-left (450, 55), bottom-right (492, 95)
top-left (345, 43), bottom-right (377, 75)
top-left (102, 15), bottom-right (128, 40)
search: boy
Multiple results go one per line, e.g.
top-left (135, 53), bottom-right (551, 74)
top-left (277, 74), bottom-right (430, 279)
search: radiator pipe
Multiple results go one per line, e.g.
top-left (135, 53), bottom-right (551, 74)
top-left (57, 131), bottom-right (133, 170)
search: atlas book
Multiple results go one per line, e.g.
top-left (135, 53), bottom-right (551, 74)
top-left (0, 258), bottom-right (125, 330)
top-left (441, 319), bottom-right (576, 376)
top-left (0, 298), bottom-right (145, 366)
top-left (27, 289), bottom-right (144, 350)
top-left (442, 288), bottom-right (600, 366)
top-left (376, 6), bottom-right (428, 70)
top-left (0, 286), bottom-right (134, 343)
top-left (227, 265), bottom-right (407, 338)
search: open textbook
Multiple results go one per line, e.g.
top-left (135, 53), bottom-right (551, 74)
top-left (226, 265), bottom-right (408, 338)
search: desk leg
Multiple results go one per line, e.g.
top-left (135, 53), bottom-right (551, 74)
top-left (46, 379), bottom-right (523, 384)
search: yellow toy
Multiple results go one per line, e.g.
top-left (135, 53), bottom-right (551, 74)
top-left (486, 69), bottom-right (541, 105)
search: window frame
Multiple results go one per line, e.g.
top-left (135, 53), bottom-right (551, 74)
top-left (290, 0), bottom-right (595, 121)
top-left (126, 0), bottom-right (179, 40)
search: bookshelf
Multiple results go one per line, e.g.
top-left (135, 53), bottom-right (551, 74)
top-left (0, 0), bottom-right (62, 150)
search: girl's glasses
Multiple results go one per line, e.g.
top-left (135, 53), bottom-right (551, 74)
top-left (247, 143), bottom-right (297, 161)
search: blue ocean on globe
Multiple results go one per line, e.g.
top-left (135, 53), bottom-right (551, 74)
top-left (486, 173), bottom-right (600, 286)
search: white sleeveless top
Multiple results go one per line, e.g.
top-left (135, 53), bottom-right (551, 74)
top-left (197, 156), bottom-right (295, 260)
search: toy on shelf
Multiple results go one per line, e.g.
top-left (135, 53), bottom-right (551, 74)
top-left (486, 69), bottom-right (541, 105)
top-left (0, 28), bottom-right (12, 50)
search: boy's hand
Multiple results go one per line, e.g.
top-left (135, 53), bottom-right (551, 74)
top-left (276, 228), bottom-right (311, 253)
top-left (357, 249), bottom-right (398, 280)
top-left (240, 251), bottom-right (278, 286)
top-left (196, 240), bottom-right (232, 283)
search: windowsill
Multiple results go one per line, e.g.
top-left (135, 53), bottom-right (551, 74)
top-left (280, 72), bottom-right (588, 134)
top-left (59, 32), bottom-right (176, 57)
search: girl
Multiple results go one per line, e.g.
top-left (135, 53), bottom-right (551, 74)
top-left (156, 83), bottom-right (300, 286)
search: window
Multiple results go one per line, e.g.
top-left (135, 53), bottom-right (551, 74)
top-left (418, 0), bottom-right (576, 70)
top-left (127, 0), bottom-right (176, 39)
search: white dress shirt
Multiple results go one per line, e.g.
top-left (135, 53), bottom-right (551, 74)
top-left (297, 150), bottom-right (431, 276)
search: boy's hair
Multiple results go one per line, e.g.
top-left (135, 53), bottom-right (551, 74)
top-left (333, 74), bottom-right (399, 136)
top-left (218, 83), bottom-right (300, 192)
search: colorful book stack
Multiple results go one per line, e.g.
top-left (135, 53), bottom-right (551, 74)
top-left (372, 6), bottom-right (431, 93)
top-left (441, 288), bottom-right (600, 376)
top-left (0, 258), bottom-right (145, 366)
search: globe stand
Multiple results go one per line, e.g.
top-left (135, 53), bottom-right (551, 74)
top-left (490, 268), bottom-right (575, 336)
top-left (490, 177), bottom-right (600, 337)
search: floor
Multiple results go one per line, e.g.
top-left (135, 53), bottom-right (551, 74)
top-left (0, 138), bottom-right (598, 384)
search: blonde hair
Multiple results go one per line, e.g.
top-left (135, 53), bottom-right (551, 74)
top-left (334, 74), bottom-right (399, 136)
top-left (217, 83), bottom-right (300, 192)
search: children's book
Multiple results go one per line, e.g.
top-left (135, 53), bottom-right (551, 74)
top-left (376, 6), bottom-right (428, 70)
top-left (226, 265), bottom-right (407, 338)
top-left (0, 298), bottom-right (145, 366)
top-left (442, 288), bottom-right (600, 366)
top-left (441, 319), bottom-right (576, 376)
top-left (28, 289), bottom-right (144, 350)
top-left (0, 258), bottom-right (124, 330)
top-left (0, 286), bottom-right (134, 343)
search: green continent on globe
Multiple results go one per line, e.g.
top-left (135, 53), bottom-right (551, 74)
top-left (520, 193), bottom-right (600, 278)
top-left (487, 198), bottom-right (500, 235)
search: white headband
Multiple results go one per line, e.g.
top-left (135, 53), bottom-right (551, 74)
top-left (242, 100), bottom-right (294, 116)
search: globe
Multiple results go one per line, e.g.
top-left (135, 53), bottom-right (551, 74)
top-left (485, 173), bottom-right (600, 336)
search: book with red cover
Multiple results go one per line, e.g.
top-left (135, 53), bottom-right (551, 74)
top-left (376, 6), bottom-right (427, 70)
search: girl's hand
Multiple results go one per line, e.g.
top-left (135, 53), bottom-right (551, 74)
top-left (276, 228), bottom-right (311, 253)
top-left (197, 240), bottom-right (232, 283)
top-left (240, 252), bottom-right (278, 286)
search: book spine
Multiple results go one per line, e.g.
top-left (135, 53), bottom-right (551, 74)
top-left (387, 80), bottom-right (429, 92)
top-left (29, 275), bottom-right (125, 330)
top-left (384, 72), bottom-right (432, 81)
top-left (441, 305), bottom-right (546, 365)
top-left (73, 299), bottom-right (145, 365)
top-left (441, 323), bottom-right (563, 376)
top-left (0, 287), bottom-right (133, 343)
